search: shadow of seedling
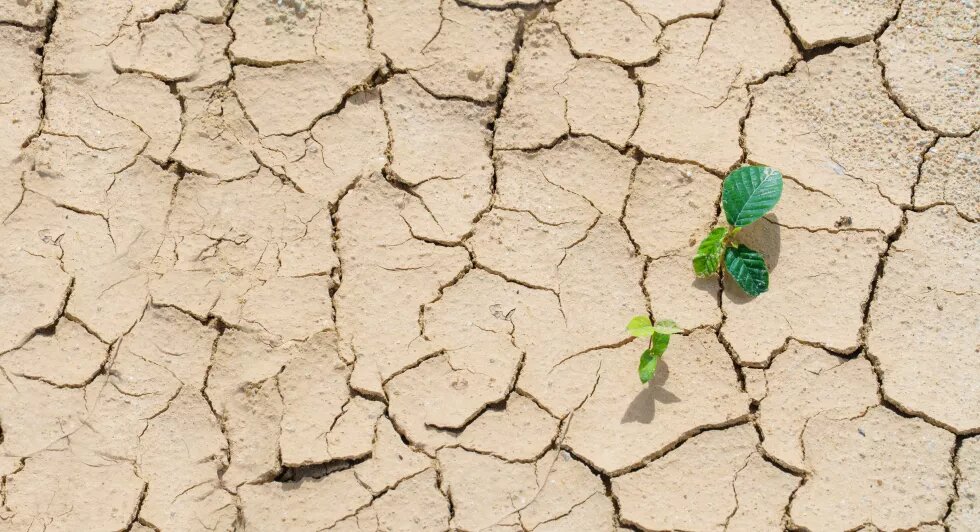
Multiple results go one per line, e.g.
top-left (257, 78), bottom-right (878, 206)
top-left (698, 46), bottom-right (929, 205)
top-left (723, 214), bottom-right (782, 304)
top-left (691, 271), bottom-right (721, 297)
top-left (621, 359), bottom-right (680, 425)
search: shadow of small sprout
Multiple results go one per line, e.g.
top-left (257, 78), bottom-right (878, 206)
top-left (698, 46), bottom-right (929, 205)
top-left (621, 359), bottom-right (680, 425)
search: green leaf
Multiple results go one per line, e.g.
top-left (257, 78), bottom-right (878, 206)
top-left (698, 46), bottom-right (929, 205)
top-left (638, 349), bottom-right (660, 383)
top-left (652, 320), bottom-right (682, 335)
top-left (639, 331), bottom-right (674, 383)
top-left (627, 315), bottom-right (655, 337)
top-left (725, 245), bottom-right (769, 296)
top-left (693, 227), bottom-right (729, 277)
top-left (650, 331), bottom-right (671, 357)
top-left (722, 166), bottom-right (783, 227)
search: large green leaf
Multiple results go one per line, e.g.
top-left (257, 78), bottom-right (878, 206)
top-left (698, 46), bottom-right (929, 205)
top-left (693, 227), bottom-right (729, 277)
top-left (722, 166), bottom-right (783, 227)
top-left (627, 315), bottom-right (655, 337)
top-left (638, 349), bottom-right (660, 383)
top-left (725, 245), bottom-right (769, 296)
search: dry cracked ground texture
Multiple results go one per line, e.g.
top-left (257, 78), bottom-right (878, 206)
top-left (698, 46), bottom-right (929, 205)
top-left (0, 0), bottom-right (977, 531)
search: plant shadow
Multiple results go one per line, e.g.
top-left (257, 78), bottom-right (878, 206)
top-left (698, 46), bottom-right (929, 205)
top-left (620, 360), bottom-right (681, 425)
top-left (691, 274), bottom-right (719, 297)
top-left (724, 214), bottom-right (782, 303)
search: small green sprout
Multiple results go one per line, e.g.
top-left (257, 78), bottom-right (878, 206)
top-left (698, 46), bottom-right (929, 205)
top-left (693, 165), bottom-right (783, 296)
top-left (627, 316), bottom-right (681, 383)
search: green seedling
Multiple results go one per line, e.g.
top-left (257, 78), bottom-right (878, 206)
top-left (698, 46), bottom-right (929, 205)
top-left (627, 316), bottom-right (681, 383)
top-left (693, 165), bottom-right (783, 296)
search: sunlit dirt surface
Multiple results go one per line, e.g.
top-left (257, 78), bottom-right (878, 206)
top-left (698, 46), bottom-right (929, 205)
top-left (0, 0), bottom-right (977, 530)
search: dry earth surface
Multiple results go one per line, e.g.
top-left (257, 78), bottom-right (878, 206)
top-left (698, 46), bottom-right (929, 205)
top-left (0, 0), bottom-right (977, 531)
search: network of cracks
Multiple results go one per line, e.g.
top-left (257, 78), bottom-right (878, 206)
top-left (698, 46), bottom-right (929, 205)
top-left (0, 0), bottom-right (977, 530)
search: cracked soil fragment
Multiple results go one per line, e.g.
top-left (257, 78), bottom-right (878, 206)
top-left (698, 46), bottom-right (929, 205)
top-left (439, 447), bottom-right (615, 531)
top-left (382, 73), bottom-right (495, 190)
top-left (110, 13), bottom-right (229, 84)
top-left (558, 58), bottom-right (639, 148)
top-left (0, 374), bottom-right (86, 475)
top-left (867, 206), bottom-right (980, 433)
top-left (624, 159), bottom-right (722, 329)
top-left (473, 137), bottom-right (635, 290)
top-left (0, 26), bottom-right (42, 161)
top-left (757, 341), bottom-right (878, 471)
top-left (31, 73), bottom-right (178, 214)
top-left (496, 135), bottom-right (633, 221)
top-left (455, 393), bottom-right (560, 461)
top-left (745, 43), bottom-right (935, 231)
top-left (233, 52), bottom-right (384, 136)
top-left (630, 0), bottom-right (796, 172)
top-left (553, 0), bottom-right (661, 66)
top-left (230, 0), bottom-right (371, 64)
top-left (159, 167), bottom-right (338, 337)
top-left (624, 0), bottom-right (721, 24)
top-left (878, 0), bottom-right (980, 136)
top-left (381, 74), bottom-right (494, 242)
top-left (495, 21), bottom-right (576, 149)
top-left (206, 330), bottom-right (386, 488)
top-left (351, 417), bottom-right (430, 495)
top-left (279, 333), bottom-right (382, 466)
top-left (283, 90), bottom-right (388, 206)
top-left (0, 251), bottom-right (71, 355)
top-left (721, 219), bottom-right (886, 366)
top-left (369, 0), bottom-right (520, 102)
top-left (950, 436), bottom-right (980, 530)
top-left (613, 424), bottom-right (798, 531)
top-left (386, 270), bottom-right (527, 436)
top-left (645, 254), bottom-right (722, 330)
top-left (0, 0), bottom-right (54, 27)
top-left (773, 0), bottom-right (900, 48)
top-left (564, 331), bottom-right (749, 474)
top-left (3, 165), bottom-right (171, 340)
top-left (0, 317), bottom-right (108, 387)
top-left (172, 88), bottom-right (260, 181)
top-left (333, 173), bottom-right (470, 394)
top-left (206, 330), bottom-right (292, 485)
top-left (789, 406), bottom-right (955, 531)
top-left (2, 450), bottom-right (145, 532)
top-left (137, 389), bottom-right (237, 532)
top-left (915, 132), bottom-right (979, 221)
top-left (220, 376), bottom-right (284, 489)
top-left (240, 469), bottom-right (372, 531)
top-left (329, 469), bottom-right (451, 532)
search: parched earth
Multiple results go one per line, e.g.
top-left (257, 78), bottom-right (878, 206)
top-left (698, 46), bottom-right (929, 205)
top-left (0, 0), bottom-right (977, 530)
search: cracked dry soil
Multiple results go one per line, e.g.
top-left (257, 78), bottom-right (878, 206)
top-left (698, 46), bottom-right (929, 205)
top-left (0, 0), bottom-right (977, 530)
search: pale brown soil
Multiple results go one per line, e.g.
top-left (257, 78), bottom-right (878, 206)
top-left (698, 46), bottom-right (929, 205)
top-left (0, 0), bottom-right (977, 531)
